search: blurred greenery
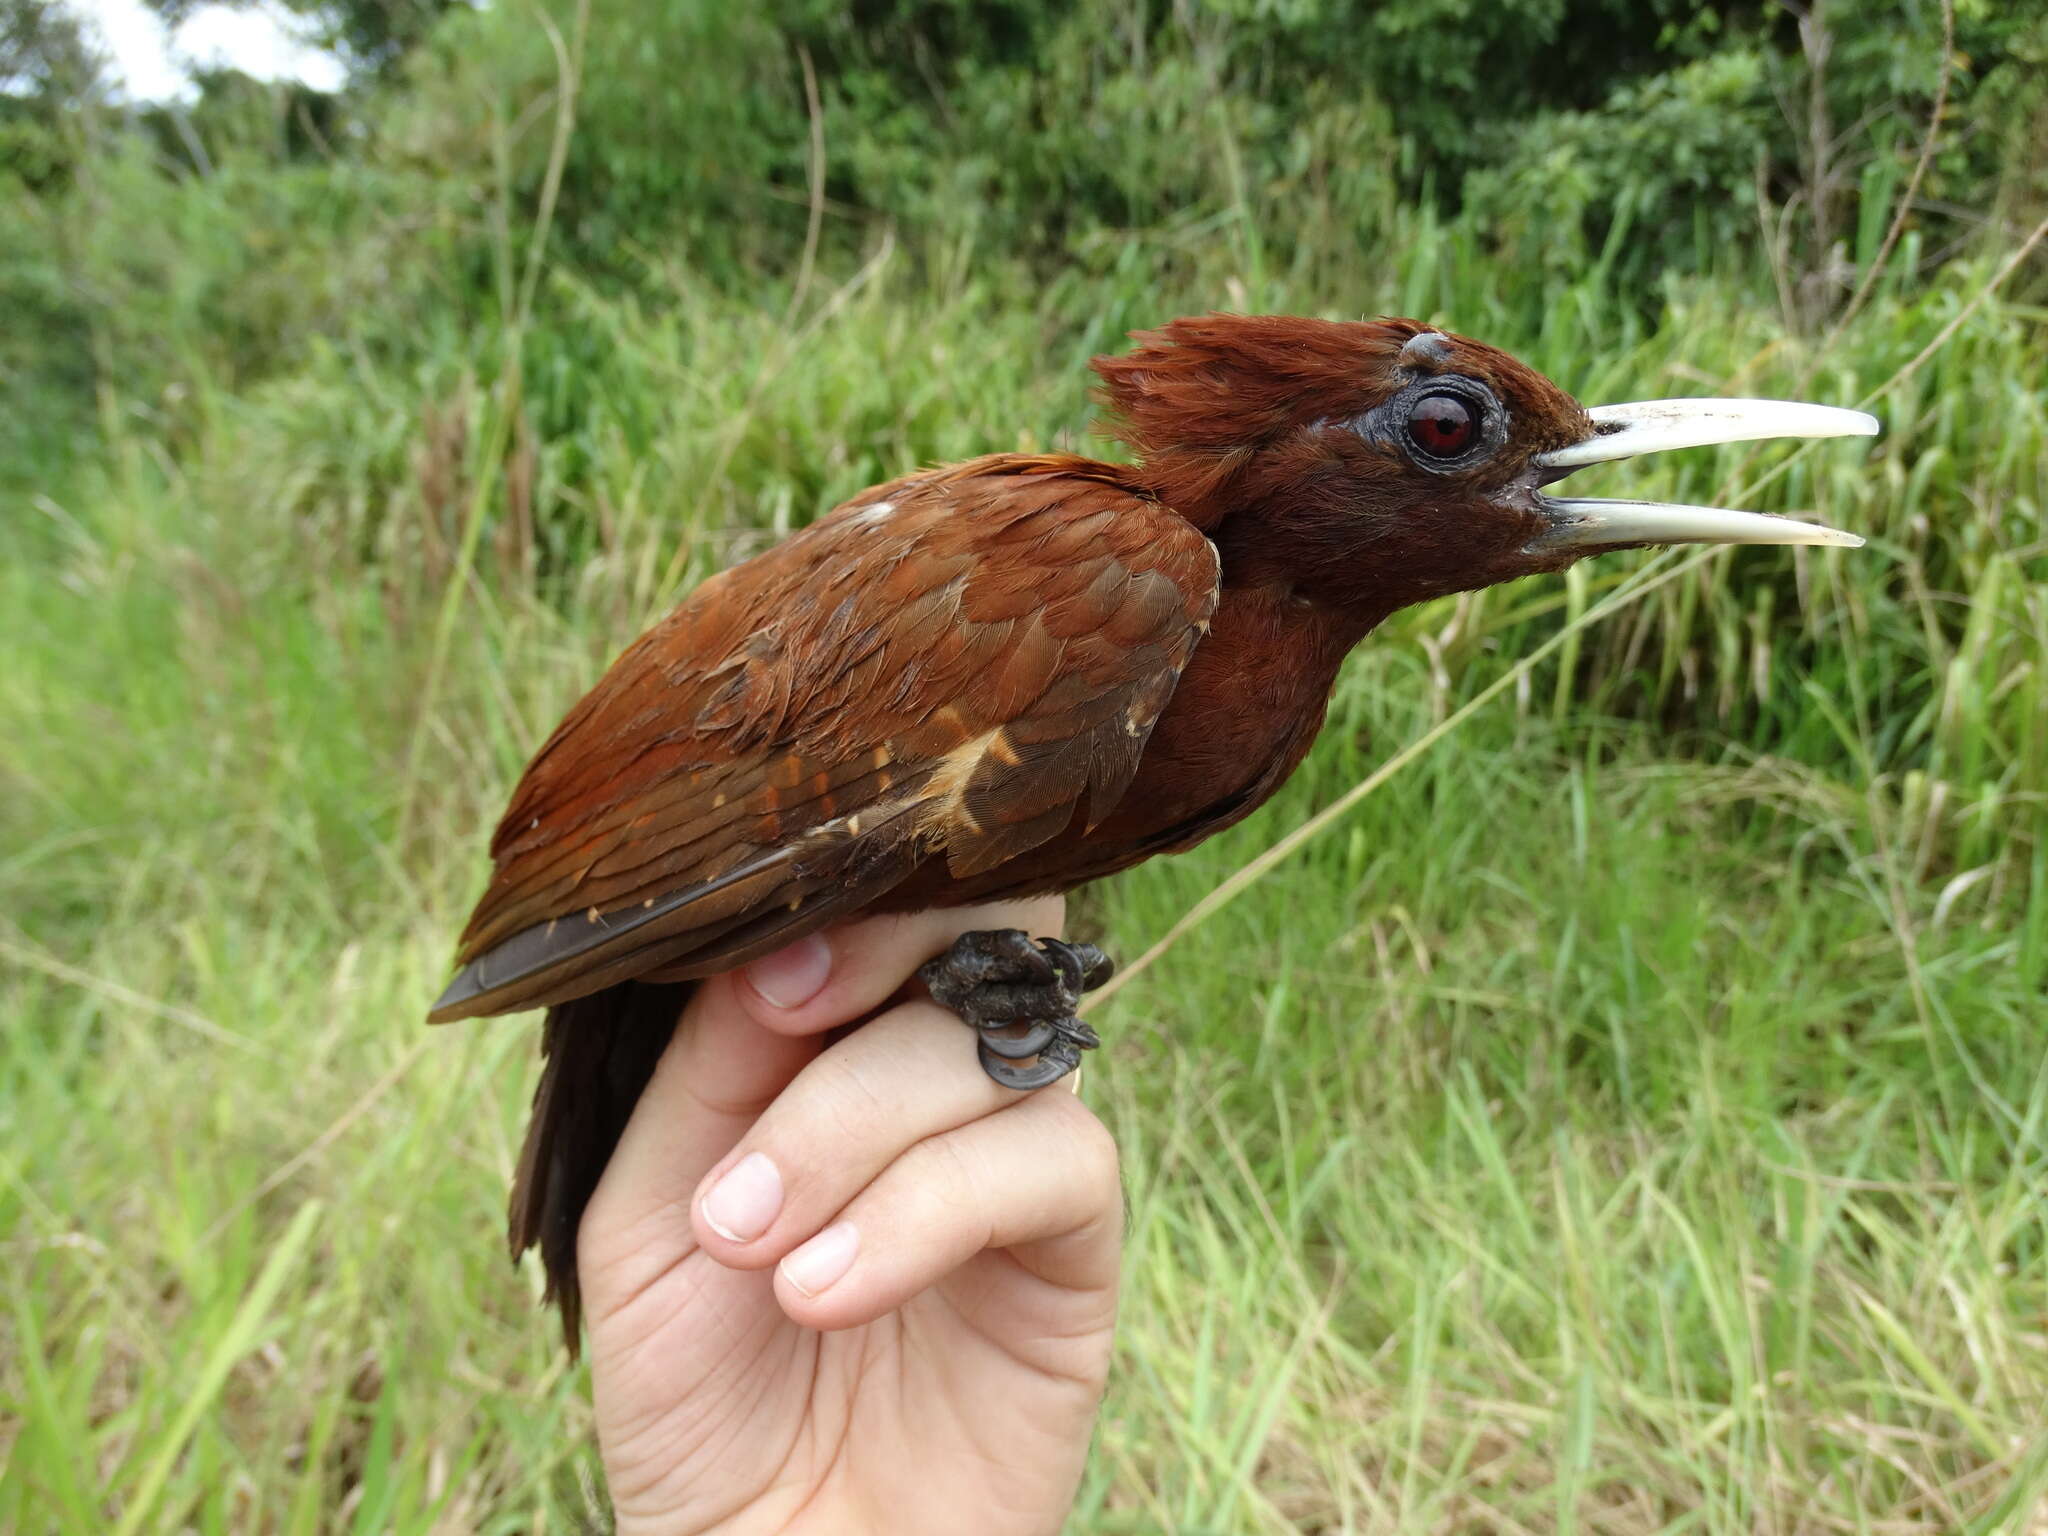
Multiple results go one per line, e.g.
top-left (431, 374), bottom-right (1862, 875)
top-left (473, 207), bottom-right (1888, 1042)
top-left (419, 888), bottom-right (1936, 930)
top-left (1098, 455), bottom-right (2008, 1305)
top-left (2, 0), bottom-right (2046, 1529)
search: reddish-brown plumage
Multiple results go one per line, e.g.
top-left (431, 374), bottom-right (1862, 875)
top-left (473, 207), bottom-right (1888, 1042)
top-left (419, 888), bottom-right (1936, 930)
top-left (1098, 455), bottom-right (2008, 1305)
top-left (432, 313), bottom-right (1872, 1343)
top-left (449, 453), bottom-right (1220, 1007)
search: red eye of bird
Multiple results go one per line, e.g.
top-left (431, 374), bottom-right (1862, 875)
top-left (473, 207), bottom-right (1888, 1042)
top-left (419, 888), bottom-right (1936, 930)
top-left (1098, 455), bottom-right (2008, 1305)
top-left (1406, 393), bottom-right (1477, 459)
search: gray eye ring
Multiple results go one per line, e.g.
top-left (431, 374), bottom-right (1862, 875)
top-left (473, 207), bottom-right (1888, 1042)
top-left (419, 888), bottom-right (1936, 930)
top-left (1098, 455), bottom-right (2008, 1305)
top-left (1350, 377), bottom-right (1506, 473)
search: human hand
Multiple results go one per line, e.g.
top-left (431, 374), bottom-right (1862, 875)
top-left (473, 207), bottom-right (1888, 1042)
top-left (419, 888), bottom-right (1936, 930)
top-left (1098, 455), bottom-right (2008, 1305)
top-left (578, 896), bottom-right (1122, 1535)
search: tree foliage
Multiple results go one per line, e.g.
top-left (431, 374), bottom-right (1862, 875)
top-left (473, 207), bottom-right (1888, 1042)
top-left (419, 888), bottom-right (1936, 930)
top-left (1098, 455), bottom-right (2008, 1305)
top-left (2, 0), bottom-right (2041, 501)
top-left (356, 0), bottom-right (2042, 295)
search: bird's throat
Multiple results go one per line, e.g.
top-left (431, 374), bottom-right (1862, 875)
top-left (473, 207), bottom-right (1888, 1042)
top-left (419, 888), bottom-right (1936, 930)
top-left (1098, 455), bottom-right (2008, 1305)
top-left (1126, 580), bottom-right (1369, 830)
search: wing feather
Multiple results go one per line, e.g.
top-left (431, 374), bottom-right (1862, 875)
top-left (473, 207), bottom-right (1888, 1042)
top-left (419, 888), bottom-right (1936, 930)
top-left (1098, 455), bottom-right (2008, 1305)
top-left (430, 454), bottom-right (1219, 1022)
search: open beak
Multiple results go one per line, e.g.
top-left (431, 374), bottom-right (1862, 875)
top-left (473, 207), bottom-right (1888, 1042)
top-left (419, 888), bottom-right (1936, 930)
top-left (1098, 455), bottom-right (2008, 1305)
top-left (1528, 398), bottom-right (1879, 553)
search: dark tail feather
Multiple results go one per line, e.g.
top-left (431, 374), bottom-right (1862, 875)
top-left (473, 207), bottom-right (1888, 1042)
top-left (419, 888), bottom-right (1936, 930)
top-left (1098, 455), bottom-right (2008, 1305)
top-left (509, 978), bottom-right (693, 1352)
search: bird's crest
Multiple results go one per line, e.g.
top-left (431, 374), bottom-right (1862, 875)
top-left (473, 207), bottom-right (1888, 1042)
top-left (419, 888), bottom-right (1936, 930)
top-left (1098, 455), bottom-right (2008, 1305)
top-left (1093, 315), bottom-right (1432, 523)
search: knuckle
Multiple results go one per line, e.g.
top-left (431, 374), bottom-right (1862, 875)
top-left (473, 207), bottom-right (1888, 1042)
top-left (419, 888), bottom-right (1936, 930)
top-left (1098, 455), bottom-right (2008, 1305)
top-left (900, 1127), bottom-right (979, 1195)
top-left (1048, 1096), bottom-right (1122, 1204)
top-left (746, 1052), bottom-right (897, 1192)
top-left (802, 1035), bottom-right (901, 1130)
top-left (898, 1132), bottom-right (995, 1227)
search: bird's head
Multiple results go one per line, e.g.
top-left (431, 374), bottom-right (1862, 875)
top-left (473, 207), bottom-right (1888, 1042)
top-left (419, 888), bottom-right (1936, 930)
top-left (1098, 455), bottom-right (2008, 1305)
top-left (1094, 314), bottom-right (1875, 623)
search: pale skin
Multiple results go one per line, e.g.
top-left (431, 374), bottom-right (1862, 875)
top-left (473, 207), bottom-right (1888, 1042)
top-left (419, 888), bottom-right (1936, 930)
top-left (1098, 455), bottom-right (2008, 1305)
top-left (578, 895), bottom-right (1122, 1535)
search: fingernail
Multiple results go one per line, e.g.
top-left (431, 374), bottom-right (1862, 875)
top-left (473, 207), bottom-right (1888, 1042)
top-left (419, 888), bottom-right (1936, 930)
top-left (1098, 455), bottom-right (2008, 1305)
top-left (744, 935), bottom-right (832, 1010)
top-left (701, 1152), bottom-right (782, 1242)
top-left (780, 1221), bottom-right (859, 1298)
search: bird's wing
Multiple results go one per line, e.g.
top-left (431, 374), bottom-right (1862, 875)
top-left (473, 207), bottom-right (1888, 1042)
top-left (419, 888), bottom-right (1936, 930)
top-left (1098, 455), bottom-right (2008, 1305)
top-left (428, 455), bottom-right (1220, 1020)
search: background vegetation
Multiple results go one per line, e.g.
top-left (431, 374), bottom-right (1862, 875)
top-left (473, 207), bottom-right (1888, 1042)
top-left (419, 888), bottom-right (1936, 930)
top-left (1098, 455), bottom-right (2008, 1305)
top-left (3, 0), bottom-right (2046, 1528)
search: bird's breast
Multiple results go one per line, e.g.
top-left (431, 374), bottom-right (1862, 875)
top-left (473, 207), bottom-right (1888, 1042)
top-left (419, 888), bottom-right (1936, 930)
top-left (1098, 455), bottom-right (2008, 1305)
top-left (1100, 584), bottom-right (1359, 842)
top-left (883, 584), bottom-right (1361, 907)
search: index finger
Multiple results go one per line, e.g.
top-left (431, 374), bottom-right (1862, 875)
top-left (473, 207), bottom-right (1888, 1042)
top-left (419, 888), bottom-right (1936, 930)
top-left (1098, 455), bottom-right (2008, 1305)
top-left (575, 972), bottom-right (819, 1305)
top-left (579, 897), bottom-right (1066, 1286)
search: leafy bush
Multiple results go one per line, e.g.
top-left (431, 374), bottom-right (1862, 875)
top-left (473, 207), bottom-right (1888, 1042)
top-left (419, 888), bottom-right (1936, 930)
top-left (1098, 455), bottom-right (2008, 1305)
top-left (368, 0), bottom-right (2041, 292)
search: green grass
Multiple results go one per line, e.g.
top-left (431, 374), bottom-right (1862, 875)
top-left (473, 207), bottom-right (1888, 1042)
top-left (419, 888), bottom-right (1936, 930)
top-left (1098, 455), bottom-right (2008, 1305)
top-left (2, 223), bottom-right (2046, 1531)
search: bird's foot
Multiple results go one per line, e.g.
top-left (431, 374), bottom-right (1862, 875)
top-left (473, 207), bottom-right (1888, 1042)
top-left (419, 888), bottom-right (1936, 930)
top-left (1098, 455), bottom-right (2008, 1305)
top-left (918, 929), bottom-right (1114, 1091)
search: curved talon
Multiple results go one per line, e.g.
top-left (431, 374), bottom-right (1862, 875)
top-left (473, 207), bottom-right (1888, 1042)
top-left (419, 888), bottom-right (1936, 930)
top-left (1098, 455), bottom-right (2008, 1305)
top-left (976, 1021), bottom-right (1059, 1060)
top-left (1036, 938), bottom-right (1112, 995)
top-left (923, 929), bottom-right (1113, 1093)
top-left (995, 928), bottom-right (1056, 981)
top-left (1036, 939), bottom-right (1082, 994)
top-left (979, 1038), bottom-right (1082, 1091)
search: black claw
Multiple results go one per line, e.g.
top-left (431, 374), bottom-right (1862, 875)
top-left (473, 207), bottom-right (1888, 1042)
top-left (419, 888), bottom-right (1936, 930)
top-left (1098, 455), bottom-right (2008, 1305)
top-left (977, 1021), bottom-right (1060, 1060)
top-left (921, 929), bottom-right (1115, 1092)
top-left (979, 1037), bottom-right (1084, 1091)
